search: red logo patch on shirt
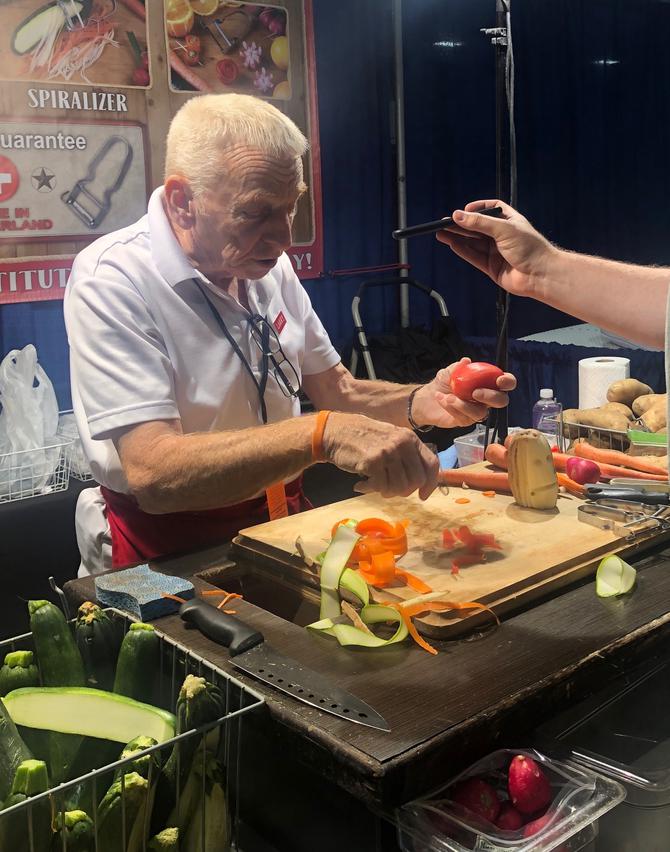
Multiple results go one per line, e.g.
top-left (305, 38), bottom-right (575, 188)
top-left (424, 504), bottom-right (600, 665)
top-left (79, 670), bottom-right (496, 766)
top-left (273, 311), bottom-right (287, 334)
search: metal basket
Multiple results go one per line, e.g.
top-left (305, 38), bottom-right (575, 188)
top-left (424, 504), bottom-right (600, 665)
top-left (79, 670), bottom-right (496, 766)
top-left (0, 608), bottom-right (265, 851)
top-left (0, 434), bottom-right (74, 504)
top-left (58, 410), bottom-right (95, 482)
top-left (553, 413), bottom-right (630, 453)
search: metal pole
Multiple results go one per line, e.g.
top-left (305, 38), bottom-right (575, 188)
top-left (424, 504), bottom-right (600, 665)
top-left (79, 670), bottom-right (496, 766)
top-left (393, 0), bottom-right (410, 328)
top-left (495, 0), bottom-right (510, 438)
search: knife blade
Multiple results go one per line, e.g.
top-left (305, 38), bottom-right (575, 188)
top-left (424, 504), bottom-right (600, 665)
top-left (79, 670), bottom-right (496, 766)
top-left (179, 599), bottom-right (390, 732)
top-left (584, 484), bottom-right (670, 505)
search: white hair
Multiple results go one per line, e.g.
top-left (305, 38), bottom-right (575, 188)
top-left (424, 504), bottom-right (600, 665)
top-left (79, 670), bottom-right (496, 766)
top-left (164, 94), bottom-right (308, 195)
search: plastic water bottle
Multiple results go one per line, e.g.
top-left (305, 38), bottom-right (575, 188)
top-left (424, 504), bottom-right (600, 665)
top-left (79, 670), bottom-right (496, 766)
top-left (532, 389), bottom-right (562, 442)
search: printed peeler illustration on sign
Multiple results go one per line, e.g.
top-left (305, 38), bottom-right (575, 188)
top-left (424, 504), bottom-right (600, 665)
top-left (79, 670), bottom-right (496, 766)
top-left (61, 136), bottom-right (133, 229)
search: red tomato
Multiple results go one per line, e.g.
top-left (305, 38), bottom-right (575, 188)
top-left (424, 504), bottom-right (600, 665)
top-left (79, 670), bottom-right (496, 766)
top-left (450, 362), bottom-right (504, 402)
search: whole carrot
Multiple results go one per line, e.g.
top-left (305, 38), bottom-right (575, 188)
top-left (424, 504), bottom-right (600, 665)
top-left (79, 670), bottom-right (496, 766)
top-left (556, 472), bottom-right (585, 497)
top-left (484, 443), bottom-right (509, 469)
top-left (573, 442), bottom-right (668, 477)
top-left (438, 468), bottom-right (511, 492)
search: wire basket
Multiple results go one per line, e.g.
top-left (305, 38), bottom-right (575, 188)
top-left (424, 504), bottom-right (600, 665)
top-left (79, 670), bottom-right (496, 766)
top-left (58, 410), bottom-right (95, 482)
top-left (0, 608), bottom-right (265, 851)
top-left (0, 434), bottom-right (74, 504)
top-left (553, 413), bottom-right (630, 454)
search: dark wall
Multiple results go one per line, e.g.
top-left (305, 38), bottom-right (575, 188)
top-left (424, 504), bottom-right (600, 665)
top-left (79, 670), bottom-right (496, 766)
top-left (2, 0), bottom-right (670, 406)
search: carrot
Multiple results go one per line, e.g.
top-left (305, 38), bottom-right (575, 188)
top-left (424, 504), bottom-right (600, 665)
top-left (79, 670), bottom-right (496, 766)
top-left (484, 443), bottom-right (508, 470)
top-left (118, 0), bottom-right (146, 19)
top-left (552, 451), bottom-right (665, 482)
top-left (438, 468), bottom-right (511, 492)
top-left (395, 570), bottom-right (433, 594)
top-left (455, 497), bottom-right (471, 504)
top-left (170, 51), bottom-right (212, 92)
top-left (383, 597), bottom-right (500, 655)
top-left (556, 472), bottom-right (585, 497)
top-left (482, 491), bottom-right (496, 497)
top-left (573, 442), bottom-right (669, 477)
top-left (162, 593), bottom-right (187, 604)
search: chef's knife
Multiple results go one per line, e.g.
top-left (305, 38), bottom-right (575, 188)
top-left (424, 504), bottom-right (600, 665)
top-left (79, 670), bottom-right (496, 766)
top-left (179, 599), bottom-right (390, 732)
top-left (584, 484), bottom-right (670, 505)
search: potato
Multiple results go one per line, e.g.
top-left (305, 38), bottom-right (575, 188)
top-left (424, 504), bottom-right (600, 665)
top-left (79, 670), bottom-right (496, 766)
top-left (632, 393), bottom-right (667, 417)
top-left (641, 402), bottom-right (667, 433)
top-left (562, 408), bottom-right (629, 432)
top-left (607, 379), bottom-right (653, 407)
top-left (602, 402), bottom-right (634, 419)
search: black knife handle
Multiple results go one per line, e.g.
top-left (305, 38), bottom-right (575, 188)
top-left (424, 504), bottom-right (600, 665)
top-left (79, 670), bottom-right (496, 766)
top-left (179, 599), bottom-right (264, 656)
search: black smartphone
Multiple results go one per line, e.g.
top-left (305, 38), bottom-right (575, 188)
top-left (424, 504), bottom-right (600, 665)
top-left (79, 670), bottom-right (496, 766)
top-left (392, 206), bottom-right (504, 240)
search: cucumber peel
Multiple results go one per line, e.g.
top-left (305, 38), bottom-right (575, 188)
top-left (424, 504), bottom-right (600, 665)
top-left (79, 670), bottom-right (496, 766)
top-left (319, 524), bottom-right (361, 619)
top-left (3, 687), bottom-right (175, 744)
top-left (596, 554), bottom-right (637, 597)
top-left (308, 604), bottom-right (408, 648)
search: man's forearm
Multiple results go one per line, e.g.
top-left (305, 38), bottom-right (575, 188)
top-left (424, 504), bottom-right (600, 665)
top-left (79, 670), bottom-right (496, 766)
top-left (537, 248), bottom-right (669, 349)
top-left (317, 375), bottom-right (415, 427)
top-left (121, 416), bottom-right (316, 513)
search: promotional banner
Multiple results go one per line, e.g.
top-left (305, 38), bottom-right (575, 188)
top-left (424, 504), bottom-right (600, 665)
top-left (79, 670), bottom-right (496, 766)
top-left (0, 0), bottom-right (322, 304)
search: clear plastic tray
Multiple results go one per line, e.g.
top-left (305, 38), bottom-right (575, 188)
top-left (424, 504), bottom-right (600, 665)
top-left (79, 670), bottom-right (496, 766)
top-left (538, 657), bottom-right (670, 808)
top-left (396, 748), bottom-right (624, 852)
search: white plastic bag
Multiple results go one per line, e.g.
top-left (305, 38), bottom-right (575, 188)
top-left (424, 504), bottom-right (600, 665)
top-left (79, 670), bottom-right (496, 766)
top-left (0, 345), bottom-right (60, 498)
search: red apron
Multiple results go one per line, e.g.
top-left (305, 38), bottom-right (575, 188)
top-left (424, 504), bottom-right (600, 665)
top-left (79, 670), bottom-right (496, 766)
top-left (101, 477), bottom-right (309, 569)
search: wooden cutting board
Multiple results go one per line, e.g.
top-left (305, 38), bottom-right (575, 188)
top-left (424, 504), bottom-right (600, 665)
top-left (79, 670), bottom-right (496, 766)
top-left (236, 468), bottom-right (667, 637)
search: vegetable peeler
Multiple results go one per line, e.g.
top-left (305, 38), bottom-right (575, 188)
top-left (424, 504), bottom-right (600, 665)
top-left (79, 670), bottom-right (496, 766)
top-left (578, 500), bottom-right (670, 539)
top-left (61, 136), bottom-right (133, 229)
top-left (584, 484), bottom-right (670, 505)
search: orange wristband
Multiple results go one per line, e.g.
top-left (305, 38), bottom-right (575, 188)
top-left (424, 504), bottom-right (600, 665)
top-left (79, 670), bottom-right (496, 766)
top-left (311, 410), bottom-right (332, 463)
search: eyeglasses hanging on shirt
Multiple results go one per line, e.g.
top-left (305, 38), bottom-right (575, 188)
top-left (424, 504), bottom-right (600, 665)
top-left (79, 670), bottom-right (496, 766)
top-left (193, 279), bottom-right (301, 426)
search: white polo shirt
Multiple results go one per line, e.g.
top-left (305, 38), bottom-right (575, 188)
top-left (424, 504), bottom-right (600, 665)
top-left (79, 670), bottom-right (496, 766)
top-left (64, 187), bottom-right (340, 494)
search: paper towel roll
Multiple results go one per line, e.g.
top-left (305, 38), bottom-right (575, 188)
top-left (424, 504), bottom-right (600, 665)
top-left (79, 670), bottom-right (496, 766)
top-left (578, 357), bottom-right (630, 409)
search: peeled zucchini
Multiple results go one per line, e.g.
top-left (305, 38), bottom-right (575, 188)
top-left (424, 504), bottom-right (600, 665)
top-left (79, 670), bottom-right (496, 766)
top-left (3, 687), bottom-right (175, 744)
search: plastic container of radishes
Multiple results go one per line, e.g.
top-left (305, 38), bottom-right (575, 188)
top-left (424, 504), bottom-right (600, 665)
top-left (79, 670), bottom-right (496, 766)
top-left (395, 748), bottom-right (624, 852)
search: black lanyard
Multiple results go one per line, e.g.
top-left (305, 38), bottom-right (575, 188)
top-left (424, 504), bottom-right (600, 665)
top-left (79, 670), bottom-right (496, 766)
top-left (194, 279), bottom-right (270, 425)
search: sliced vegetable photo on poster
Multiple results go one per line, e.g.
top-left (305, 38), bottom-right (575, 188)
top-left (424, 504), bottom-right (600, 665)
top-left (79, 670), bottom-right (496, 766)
top-left (164, 0), bottom-right (323, 279)
top-left (0, 0), bottom-right (151, 88)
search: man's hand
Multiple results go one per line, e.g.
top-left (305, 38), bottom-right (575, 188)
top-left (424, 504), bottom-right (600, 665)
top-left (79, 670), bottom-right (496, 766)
top-left (436, 200), bottom-right (557, 299)
top-left (322, 412), bottom-right (439, 500)
top-left (411, 358), bottom-right (517, 429)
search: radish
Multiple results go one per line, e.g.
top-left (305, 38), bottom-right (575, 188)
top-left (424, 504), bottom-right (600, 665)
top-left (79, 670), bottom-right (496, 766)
top-left (522, 812), bottom-right (553, 837)
top-left (566, 456), bottom-right (600, 485)
top-left (495, 802), bottom-right (524, 831)
top-left (508, 755), bottom-right (552, 814)
top-left (451, 777), bottom-right (501, 823)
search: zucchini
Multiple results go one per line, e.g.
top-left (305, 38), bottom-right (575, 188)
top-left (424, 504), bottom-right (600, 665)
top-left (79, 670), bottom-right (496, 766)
top-left (27, 601), bottom-right (87, 782)
top-left (182, 756), bottom-right (229, 852)
top-left (0, 651), bottom-right (39, 696)
top-left (152, 675), bottom-right (225, 834)
top-left (4, 687), bottom-right (175, 744)
top-left (0, 695), bottom-right (32, 801)
top-left (11, 0), bottom-right (87, 55)
top-left (148, 828), bottom-right (179, 851)
top-left (113, 734), bottom-right (160, 782)
top-left (113, 622), bottom-right (160, 705)
top-left (97, 772), bottom-right (149, 852)
top-left (28, 600), bottom-right (86, 687)
top-left (0, 759), bottom-right (51, 852)
top-left (75, 602), bottom-right (120, 691)
top-left (51, 810), bottom-right (95, 851)
top-left (19, 726), bottom-right (83, 786)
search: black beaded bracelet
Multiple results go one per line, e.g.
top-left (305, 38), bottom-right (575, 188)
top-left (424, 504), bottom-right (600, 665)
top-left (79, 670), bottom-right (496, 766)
top-left (407, 386), bottom-right (433, 433)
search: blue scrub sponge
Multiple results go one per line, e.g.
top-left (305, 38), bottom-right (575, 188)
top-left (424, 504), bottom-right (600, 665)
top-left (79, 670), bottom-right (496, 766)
top-left (95, 564), bottom-right (195, 621)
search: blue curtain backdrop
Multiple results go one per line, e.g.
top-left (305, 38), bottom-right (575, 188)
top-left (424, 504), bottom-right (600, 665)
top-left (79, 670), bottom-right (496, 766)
top-left (1, 0), bottom-right (670, 410)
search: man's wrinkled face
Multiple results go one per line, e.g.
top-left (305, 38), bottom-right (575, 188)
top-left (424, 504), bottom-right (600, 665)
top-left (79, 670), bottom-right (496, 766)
top-left (191, 145), bottom-right (306, 280)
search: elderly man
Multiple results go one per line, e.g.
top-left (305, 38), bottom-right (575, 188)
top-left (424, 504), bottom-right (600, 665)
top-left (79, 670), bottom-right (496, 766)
top-left (65, 94), bottom-right (515, 574)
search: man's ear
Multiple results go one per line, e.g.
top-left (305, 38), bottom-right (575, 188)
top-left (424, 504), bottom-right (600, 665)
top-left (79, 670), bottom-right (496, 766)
top-left (164, 176), bottom-right (196, 229)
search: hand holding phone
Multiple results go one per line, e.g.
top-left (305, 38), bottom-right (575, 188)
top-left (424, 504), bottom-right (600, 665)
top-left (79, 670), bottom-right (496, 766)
top-left (392, 206), bottom-right (503, 240)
